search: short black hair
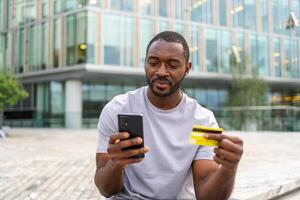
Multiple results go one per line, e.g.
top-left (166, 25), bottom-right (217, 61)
top-left (145, 31), bottom-right (190, 62)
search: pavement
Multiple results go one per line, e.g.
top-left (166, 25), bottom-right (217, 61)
top-left (0, 129), bottom-right (300, 200)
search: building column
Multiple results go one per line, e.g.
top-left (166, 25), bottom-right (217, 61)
top-left (65, 79), bottom-right (82, 129)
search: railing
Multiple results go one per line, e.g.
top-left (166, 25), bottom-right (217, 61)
top-left (212, 106), bottom-right (300, 131)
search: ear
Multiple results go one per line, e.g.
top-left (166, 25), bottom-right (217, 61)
top-left (185, 62), bottom-right (192, 76)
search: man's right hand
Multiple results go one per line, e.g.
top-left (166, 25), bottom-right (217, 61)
top-left (107, 132), bottom-right (150, 170)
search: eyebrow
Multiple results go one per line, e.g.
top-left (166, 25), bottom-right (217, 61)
top-left (147, 56), bottom-right (181, 63)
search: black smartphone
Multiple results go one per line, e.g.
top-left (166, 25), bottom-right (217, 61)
top-left (118, 114), bottom-right (144, 158)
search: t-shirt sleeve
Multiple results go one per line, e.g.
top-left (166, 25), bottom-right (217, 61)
top-left (96, 102), bottom-right (118, 153)
top-left (194, 111), bottom-right (219, 160)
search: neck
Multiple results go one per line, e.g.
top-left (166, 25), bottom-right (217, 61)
top-left (147, 87), bottom-right (183, 110)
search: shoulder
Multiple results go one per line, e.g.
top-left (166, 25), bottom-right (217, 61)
top-left (101, 87), bottom-right (145, 116)
top-left (183, 93), bottom-right (218, 127)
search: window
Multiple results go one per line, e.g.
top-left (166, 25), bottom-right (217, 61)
top-left (295, 0), bottom-right (300, 37)
top-left (29, 25), bottom-right (37, 72)
top-left (53, 0), bottom-right (62, 14)
top-left (220, 31), bottom-right (231, 74)
top-left (158, 0), bottom-right (167, 17)
top-left (219, 0), bottom-right (227, 26)
top-left (104, 14), bottom-right (135, 66)
top-left (173, 23), bottom-right (184, 35)
top-left (87, 12), bottom-right (96, 64)
top-left (110, 0), bottom-right (133, 12)
top-left (235, 32), bottom-right (245, 74)
top-left (0, 34), bottom-right (5, 72)
top-left (53, 19), bottom-right (61, 68)
top-left (250, 35), bottom-right (269, 76)
top-left (272, 0), bottom-right (290, 35)
top-left (41, 0), bottom-right (48, 18)
top-left (260, 0), bottom-right (268, 32)
top-left (273, 38), bottom-right (281, 77)
top-left (232, 0), bottom-right (256, 30)
top-left (140, 19), bottom-right (153, 66)
top-left (0, 0), bottom-right (4, 30)
top-left (189, 0), bottom-right (212, 24)
top-left (174, 0), bottom-right (183, 19)
top-left (139, 0), bottom-right (152, 15)
top-left (66, 12), bottom-right (87, 65)
top-left (39, 23), bottom-right (47, 70)
top-left (156, 20), bottom-right (168, 33)
top-left (205, 28), bottom-right (218, 72)
top-left (189, 26), bottom-right (200, 71)
top-left (17, 28), bottom-right (24, 73)
top-left (284, 40), bottom-right (299, 78)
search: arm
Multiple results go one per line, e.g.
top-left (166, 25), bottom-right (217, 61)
top-left (94, 132), bottom-right (150, 197)
top-left (193, 134), bottom-right (243, 200)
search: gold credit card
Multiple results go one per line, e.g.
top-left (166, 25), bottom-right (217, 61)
top-left (189, 125), bottom-right (223, 146)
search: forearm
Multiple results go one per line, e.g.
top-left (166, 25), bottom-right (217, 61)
top-left (196, 167), bottom-right (237, 200)
top-left (94, 159), bottom-right (124, 197)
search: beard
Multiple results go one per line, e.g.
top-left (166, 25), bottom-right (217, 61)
top-left (146, 75), bottom-right (185, 97)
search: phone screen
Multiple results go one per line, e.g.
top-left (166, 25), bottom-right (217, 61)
top-left (118, 114), bottom-right (144, 158)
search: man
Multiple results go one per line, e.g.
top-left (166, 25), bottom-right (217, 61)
top-left (94, 31), bottom-right (243, 200)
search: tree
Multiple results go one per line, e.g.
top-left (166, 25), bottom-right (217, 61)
top-left (226, 53), bottom-right (269, 130)
top-left (0, 73), bottom-right (28, 126)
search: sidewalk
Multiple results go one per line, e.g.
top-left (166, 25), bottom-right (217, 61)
top-left (0, 129), bottom-right (299, 200)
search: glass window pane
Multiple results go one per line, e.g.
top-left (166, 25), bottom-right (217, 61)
top-left (29, 25), bottom-right (37, 72)
top-left (50, 81), bottom-right (64, 114)
top-left (296, 0), bottom-right (300, 37)
top-left (284, 40), bottom-right (299, 78)
top-left (17, 28), bottom-right (24, 73)
top-left (0, 34), bottom-right (5, 72)
top-left (189, 26), bottom-right (200, 71)
top-left (206, 89), bottom-right (218, 107)
top-left (260, 0), bottom-right (268, 32)
top-left (54, 0), bottom-right (62, 14)
top-left (190, 0), bottom-right (212, 23)
top-left (236, 32), bottom-right (246, 73)
top-left (140, 19), bottom-right (152, 66)
top-left (38, 23), bottom-right (48, 70)
top-left (156, 20), bottom-right (168, 33)
top-left (110, 0), bottom-right (133, 12)
top-left (174, 0), bottom-right (183, 19)
top-left (139, 0), bottom-right (152, 15)
top-left (41, 0), bottom-right (48, 18)
top-left (26, 0), bottom-right (36, 22)
top-left (244, 0), bottom-right (256, 30)
top-left (205, 28), bottom-right (218, 72)
top-left (250, 35), bottom-right (269, 76)
top-left (272, 0), bottom-right (290, 35)
top-left (87, 12), bottom-right (96, 64)
top-left (106, 85), bottom-right (122, 100)
top-left (103, 14), bottom-right (134, 66)
top-left (194, 89), bottom-right (206, 106)
top-left (220, 31), bottom-right (231, 74)
top-left (67, 14), bottom-right (76, 65)
top-left (88, 0), bottom-right (103, 7)
top-left (173, 23), bottom-right (184, 35)
top-left (219, 0), bottom-right (227, 26)
top-left (158, 0), bottom-right (167, 17)
top-left (53, 19), bottom-right (61, 68)
top-left (273, 38), bottom-right (281, 77)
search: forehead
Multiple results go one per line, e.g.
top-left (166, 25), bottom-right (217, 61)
top-left (147, 40), bottom-right (185, 60)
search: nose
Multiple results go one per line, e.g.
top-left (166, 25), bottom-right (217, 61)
top-left (155, 63), bottom-right (169, 77)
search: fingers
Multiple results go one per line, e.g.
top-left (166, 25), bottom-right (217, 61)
top-left (204, 133), bottom-right (243, 145)
top-left (109, 132), bottom-right (129, 144)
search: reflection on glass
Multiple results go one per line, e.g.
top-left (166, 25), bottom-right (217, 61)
top-left (189, 26), bottom-right (200, 71)
top-left (17, 28), bottom-right (24, 73)
top-left (110, 0), bottom-right (133, 12)
top-left (206, 89), bottom-right (218, 107)
top-left (205, 28), bottom-right (218, 72)
top-left (284, 40), bottom-right (299, 78)
top-left (41, 0), bottom-right (48, 18)
top-left (194, 89), bottom-right (206, 106)
top-left (232, 0), bottom-right (256, 30)
top-left (104, 14), bottom-right (134, 66)
top-left (87, 12), bottom-right (96, 64)
top-left (174, 0), bottom-right (183, 19)
top-left (0, 34), bottom-right (4, 72)
top-left (260, 0), bottom-right (268, 32)
top-left (140, 19), bottom-right (152, 66)
top-left (220, 31), bottom-right (231, 74)
top-left (106, 85), bottom-right (122, 100)
top-left (40, 23), bottom-right (47, 70)
top-left (236, 32), bottom-right (245, 73)
top-left (139, 0), bottom-right (152, 15)
top-left (29, 25), bottom-right (36, 72)
top-left (50, 81), bottom-right (64, 114)
top-left (157, 20), bottom-right (168, 33)
top-left (272, 0), bottom-right (290, 35)
top-left (190, 0), bottom-right (212, 23)
top-left (250, 34), bottom-right (269, 76)
top-left (53, 19), bottom-right (61, 68)
top-left (219, 0), bottom-right (227, 26)
top-left (66, 12), bottom-right (87, 65)
top-left (54, 0), bottom-right (62, 14)
top-left (295, 0), bottom-right (300, 37)
top-left (158, 0), bottom-right (167, 17)
top-left (273, 38), bottom-right (281, 77)
top-left (173, 23), bottom-right (184, 35)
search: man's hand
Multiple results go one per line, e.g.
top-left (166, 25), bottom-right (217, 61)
top-left (204, 133), bottom-right (243, 173)
top-left (107, 132), bottom-right (150, 170)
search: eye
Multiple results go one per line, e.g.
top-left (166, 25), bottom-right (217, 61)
top-left (148, 60), bottom-right (159, 67)
top-left (168, 62), bottom-right (179, 69)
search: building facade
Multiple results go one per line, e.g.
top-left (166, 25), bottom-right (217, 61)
top-left (0, 0), bottom-right (299, 130)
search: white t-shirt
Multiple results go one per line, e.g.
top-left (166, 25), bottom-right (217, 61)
top-left (97, 86), bottom-right (218, 199)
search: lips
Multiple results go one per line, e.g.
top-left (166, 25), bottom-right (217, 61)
top-left (154, 81), bottom-right (170, 89)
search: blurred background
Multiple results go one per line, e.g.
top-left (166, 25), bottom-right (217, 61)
top-left (0, 0), bottom-right (299, 131)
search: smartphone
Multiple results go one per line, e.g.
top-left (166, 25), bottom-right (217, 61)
top-left (118, 113), bottom-right (144, 158)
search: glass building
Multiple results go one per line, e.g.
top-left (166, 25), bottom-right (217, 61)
top-left (0, 0), bottom-right (299, 131)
